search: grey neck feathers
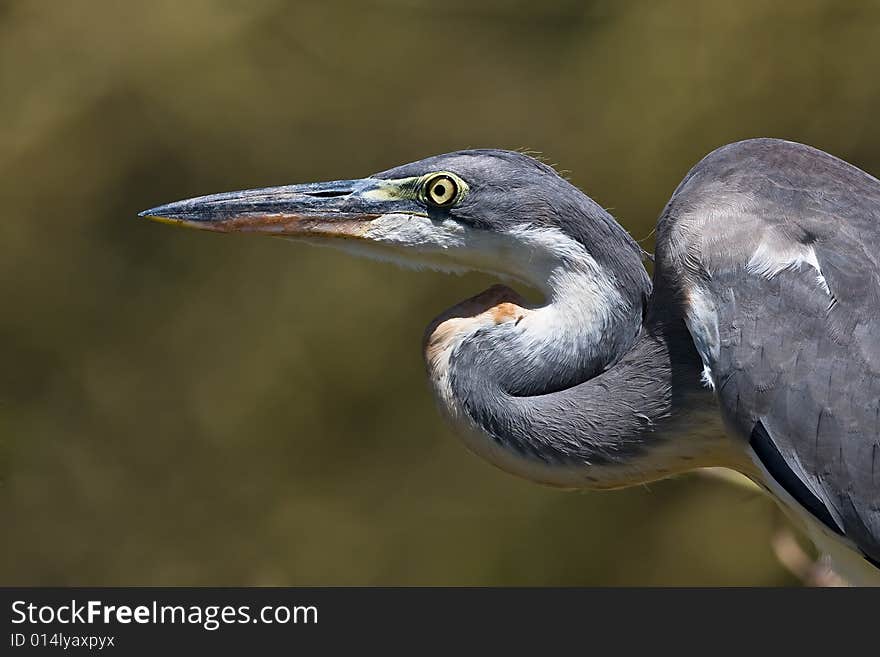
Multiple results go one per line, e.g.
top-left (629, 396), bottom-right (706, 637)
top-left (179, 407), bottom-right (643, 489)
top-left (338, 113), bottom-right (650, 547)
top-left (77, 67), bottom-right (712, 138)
top-left (425, 223), bottom-right (721, 488)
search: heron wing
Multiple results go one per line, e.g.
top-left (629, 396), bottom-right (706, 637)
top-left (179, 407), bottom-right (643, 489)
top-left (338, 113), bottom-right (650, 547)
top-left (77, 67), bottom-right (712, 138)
top-left (655, 138), bottom-right (880, 565)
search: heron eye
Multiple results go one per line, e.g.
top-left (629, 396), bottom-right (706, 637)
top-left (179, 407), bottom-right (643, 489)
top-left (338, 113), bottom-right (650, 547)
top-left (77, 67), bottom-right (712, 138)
top-left (424, 174), bottom-right (459, 208)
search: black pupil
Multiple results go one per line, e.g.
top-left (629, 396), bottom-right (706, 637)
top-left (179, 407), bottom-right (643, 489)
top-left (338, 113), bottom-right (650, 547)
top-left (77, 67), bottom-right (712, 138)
top-left (434, 184), bottom-right (446, 197)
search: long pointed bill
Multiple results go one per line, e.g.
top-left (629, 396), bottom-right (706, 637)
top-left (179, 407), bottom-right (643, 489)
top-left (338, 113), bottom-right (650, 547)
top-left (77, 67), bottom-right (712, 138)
top-left (138, 177), bottom-right (423, 239)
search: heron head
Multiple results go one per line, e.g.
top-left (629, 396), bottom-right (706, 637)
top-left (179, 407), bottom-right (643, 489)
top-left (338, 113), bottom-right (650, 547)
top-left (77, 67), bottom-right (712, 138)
top-left (140, 150), bottom-right (646, 296)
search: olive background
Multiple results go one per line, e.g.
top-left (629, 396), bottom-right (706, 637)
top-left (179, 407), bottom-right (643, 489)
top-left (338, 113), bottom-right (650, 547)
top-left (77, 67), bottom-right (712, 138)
top-left (3, 0), bottom-right (880, 585)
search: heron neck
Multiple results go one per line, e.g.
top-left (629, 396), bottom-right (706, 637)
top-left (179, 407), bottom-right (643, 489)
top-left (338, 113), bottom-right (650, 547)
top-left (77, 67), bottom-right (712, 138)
top-left (425, 269), bottom-right (727, 489)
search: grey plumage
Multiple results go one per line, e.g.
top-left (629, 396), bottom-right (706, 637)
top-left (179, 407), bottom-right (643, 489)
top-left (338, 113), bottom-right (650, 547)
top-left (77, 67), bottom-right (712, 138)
top-left (378, 151), bottom-right (704, 466)
top-left (448, 316), bottom-right (706, 466)
top-left (141, 137), bottom-right (880, 579)
top-left (376, 149), bottom-right (652, 332)
top-left (658, 138), bottom-right (880, 565)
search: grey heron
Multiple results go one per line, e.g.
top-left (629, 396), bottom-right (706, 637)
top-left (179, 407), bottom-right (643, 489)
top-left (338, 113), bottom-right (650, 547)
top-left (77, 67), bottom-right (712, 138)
top-left (141, 138), bottom-right (880, 585)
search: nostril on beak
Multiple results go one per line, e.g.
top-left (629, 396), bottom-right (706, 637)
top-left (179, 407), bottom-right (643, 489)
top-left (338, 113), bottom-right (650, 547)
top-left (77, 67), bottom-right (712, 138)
top-left (304, 189), bottom-right (352, 198)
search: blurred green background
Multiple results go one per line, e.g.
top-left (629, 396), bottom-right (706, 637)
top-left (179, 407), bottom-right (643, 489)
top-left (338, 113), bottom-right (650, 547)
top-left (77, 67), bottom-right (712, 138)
top-left (2, 0), bottom-right (879, 586)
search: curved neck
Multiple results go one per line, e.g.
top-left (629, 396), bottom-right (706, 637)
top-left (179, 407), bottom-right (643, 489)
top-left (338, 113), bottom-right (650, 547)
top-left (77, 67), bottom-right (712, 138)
top-left (425, 266), bottom-right (730, 489)
top-left (488, 254), bottom-right (645, 396)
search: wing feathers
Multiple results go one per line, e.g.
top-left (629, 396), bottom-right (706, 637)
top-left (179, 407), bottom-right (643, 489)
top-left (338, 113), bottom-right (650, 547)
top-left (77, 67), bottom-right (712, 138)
top-left (656, 138), bottom-right (880, 567)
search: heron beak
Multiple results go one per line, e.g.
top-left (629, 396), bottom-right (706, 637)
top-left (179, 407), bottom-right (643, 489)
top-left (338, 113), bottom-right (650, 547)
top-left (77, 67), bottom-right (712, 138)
top-left (138, 178), bottom-right (423, 240)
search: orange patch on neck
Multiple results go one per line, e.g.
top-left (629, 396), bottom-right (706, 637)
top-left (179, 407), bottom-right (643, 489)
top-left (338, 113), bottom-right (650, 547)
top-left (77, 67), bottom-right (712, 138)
top-left (423, 284), bottom-right (530, 370)
top-left (490, 302), bottom-right (525, 325)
